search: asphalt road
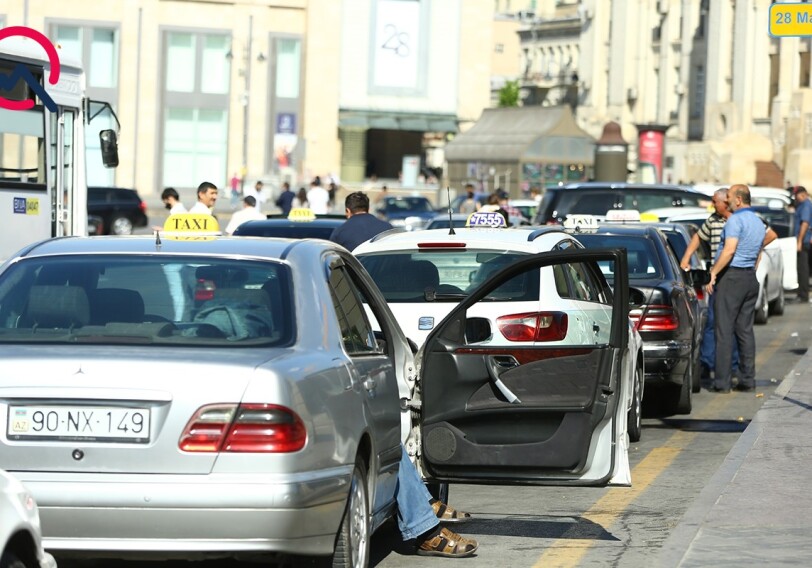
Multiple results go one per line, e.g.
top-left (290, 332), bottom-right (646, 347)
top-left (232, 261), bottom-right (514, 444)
top-left (54, 299), bottom-right (812, 568)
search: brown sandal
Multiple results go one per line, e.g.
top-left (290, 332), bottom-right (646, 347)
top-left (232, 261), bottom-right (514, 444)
top-left (417, 527), bottom-right (478, 557)
top-left (432, 500), bottom-right (472, 523)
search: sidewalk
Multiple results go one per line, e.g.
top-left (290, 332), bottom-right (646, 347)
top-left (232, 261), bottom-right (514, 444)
top-left (660, 349), bottom-right (812, 567)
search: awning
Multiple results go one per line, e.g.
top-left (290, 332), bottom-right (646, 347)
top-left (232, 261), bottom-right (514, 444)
top-left (339, 110), bottom-right (458, 133)
top-left (444, 105), bottom-right (595, 164)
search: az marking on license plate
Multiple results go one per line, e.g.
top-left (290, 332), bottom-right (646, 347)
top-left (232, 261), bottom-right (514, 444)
top-left (8, 406), bottom-right (150, 442)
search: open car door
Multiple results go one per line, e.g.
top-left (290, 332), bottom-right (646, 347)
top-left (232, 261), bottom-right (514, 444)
top-left (417, 249), bottom-right (631, 486)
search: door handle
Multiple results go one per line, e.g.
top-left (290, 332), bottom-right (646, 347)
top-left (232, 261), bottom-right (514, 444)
top-left (485, 355), bottom-right (521, 404)
top-left (363, 378), bottom-right (377, 391)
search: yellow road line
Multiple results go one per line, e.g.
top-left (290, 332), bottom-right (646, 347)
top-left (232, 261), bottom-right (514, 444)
top-left (532, 324), bottom-right (792, 568)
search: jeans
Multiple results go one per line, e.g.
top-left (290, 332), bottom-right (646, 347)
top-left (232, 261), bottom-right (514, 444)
top-left (700, 292), bottom-right (739, 373)
top-left (715, 268), bottom-right (759, 390)
top-left (396, 446), bottom-right (440, 541)
top-left (798, 243), bottom-right (810, 301)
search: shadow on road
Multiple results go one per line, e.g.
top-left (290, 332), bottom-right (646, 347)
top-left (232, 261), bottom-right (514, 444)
top-left (647, 418), bottom-right (750, 433)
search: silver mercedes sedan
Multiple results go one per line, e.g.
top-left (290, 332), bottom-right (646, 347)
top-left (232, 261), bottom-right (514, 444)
top-left (0, 223), bottom-right (632, 565)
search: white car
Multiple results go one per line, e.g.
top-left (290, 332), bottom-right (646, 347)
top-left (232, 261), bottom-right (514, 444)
top-left (1, 470), bottom-right (56, 568)
top-left (355, 220), bottom-right (647, 442)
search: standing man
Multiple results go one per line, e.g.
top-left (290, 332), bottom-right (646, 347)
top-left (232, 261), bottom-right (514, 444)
top-left (161, 187), bottom-right (187, 215)
top-left (329, 191), bottom-right (392, 251)
top-left (225, 195), bottom-right (266, 235)
top-left (307, 176), bottom-right (330, 214)
top-left (793, 186), bottom-right (812, 302)
top-left (189, 181), bottom-right (218, 215)
top-left (705, 184), bottom-right (766, 393)
top-left (275, 182), bottom-right (295, 216)
top-left (681, 188), bottom-right (733, 384)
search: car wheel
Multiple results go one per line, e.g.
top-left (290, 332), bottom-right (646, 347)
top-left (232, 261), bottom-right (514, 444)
top-left (333, 458), bottom-right (370, 568)
top-left (627, 365), bottom-right (643, 443)
top-left (769, 284), bottom-right (785, 316)
top-left (754, 280), bottom-right (769, 325)
top-left (427, 481), bottom-right (450, 505)
top-left (0, 551), bottom-right (28, 568)
top-left (111, 216), bottom-right (134, 236)
top-left (665, 365), bottom-right (693, 416)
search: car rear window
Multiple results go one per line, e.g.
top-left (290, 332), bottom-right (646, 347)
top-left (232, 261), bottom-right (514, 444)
top-left (234, 223), bottom-right (339, 239)
top-left (358, 250), bottom-right (539, 302)
top-left (0, 255), bottom-right (293, 346)
top-left (382, 197), bottom-right (433, 213)
top-left (575, 234), bottom-right (663, 281)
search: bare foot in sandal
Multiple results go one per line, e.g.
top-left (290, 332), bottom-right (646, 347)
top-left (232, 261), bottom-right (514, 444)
top-left (431, 500), bottom-right (472, 523)
top-left (417, 527), bottom-right (478, 557)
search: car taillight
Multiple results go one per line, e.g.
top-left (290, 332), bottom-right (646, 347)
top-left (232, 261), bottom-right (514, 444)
top-left (195, 278), bottom-right (215, 301)
top-left (139, 200), bottom-right (147, 213)
top-left (179, 403), bottom-right (306, 453)
top-left (629, 305), bottom-right (679, 331)
top-left (496, 311), bottom-right (568, 342)
top-left (694, 286), bottom-right (705, 301)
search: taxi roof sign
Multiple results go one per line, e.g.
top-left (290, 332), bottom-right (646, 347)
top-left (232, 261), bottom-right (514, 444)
top-left (563, 214), bottom-right (599, 230)
top-left (288, 208), bottom-right (317, 222)
top-left (162, 213), bottom-right (221, 240)
top-left (605, 210), bottom-right (641, 222)
top-left (466, 211), bottom-right (507, 228)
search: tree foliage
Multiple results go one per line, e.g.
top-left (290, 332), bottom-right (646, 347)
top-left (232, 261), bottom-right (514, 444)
top-left (498, 80), bottom-right (521, 107)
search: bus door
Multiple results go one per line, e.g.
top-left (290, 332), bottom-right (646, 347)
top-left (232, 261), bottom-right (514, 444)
top-left (50, 108), bottom-right (78, 237)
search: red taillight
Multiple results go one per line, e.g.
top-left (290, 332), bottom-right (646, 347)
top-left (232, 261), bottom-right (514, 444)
top-left (629, 305), bottom-right (679, 331)
top-left (496, 311), bottom-right (568, 342)
top-left (417, 242), bottom-right (467, 248)
top-left (179, 403), bottom-right (307, 453)
top-left (694, 286), bottom-right (705, 301)
top-left (139, 200), bottom-right (147, 213)
top-left (195, 278), bottom-right (215, 301)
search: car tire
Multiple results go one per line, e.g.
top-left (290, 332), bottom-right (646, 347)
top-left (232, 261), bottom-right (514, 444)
top-left (427, 481), bottom-right (449, 505)
top-left (0, 552), bottom-right (28, 568)
top-left (769, 284), bottom-right (785, 316)
top-left (333, 458), bottom-right (370, 568)
top-left (665, 365), bottom-right (693, 416)
top-left (754, 281), bottom-right (769, 325)
top-left (627, 365), bottom-right (643, 443)
top-left (111, 216), bottom-right (134, 236)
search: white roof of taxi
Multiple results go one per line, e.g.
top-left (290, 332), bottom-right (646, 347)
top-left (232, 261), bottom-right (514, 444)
top-left (354, 226), bottom-right (575, 254)
top-left (12, 234), bottom-right (337, 260)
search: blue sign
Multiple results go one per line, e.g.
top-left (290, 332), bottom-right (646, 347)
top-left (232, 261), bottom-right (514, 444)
top-left (13, 197), bottom-right (26, 214)
top-left (276, 113), bottom-right (296, 134)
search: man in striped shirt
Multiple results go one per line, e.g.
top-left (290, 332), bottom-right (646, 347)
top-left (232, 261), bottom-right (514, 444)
top-left (681, 188), bottom-right (736, 385)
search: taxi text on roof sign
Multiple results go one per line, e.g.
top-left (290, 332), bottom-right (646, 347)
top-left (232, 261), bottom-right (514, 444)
top-left (770, 3), bottom-right (812, 37)
top-left (466, 211), bottom-right (507, 228)
top-left (162, 213), bottom-right (221, 240)
top-left (288, 208), bottom-right (316, 222)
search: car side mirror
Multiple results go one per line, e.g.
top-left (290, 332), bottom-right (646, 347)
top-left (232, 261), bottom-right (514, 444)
top-left (689, 269), bottom-right (710, 286)
top-left (99, 129), bottom-right (119, 168)
top-left (465, 317), bottom-right (491, 343)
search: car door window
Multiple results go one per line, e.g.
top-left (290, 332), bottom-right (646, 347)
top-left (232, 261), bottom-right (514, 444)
top-left (559, 262), bottom-right (605, 303)
top-left (329, 266), bottom-right (380, 355)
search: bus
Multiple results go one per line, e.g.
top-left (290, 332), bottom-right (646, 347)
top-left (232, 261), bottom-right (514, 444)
top-left (0, 32), bottom-right (118, 261)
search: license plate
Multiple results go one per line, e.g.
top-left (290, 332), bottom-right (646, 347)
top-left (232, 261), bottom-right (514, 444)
top-left (7, 406), bottom-right (150, 443)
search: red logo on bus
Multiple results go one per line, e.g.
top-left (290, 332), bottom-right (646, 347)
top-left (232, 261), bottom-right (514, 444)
top-left (0, 26), bottom-right (61, 112)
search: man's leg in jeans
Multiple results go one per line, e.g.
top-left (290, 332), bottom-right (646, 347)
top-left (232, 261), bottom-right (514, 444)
top-left (396, 447), bottom-right (439, 541)
top-left (699, 293), bottom-right (715, 380)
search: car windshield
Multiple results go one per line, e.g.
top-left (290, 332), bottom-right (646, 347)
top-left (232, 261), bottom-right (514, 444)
top-left (575, 234), bottom-right (664, 281)
top-left (382, 197), bottom-right (433, 213)
top-left (0, 255), bottom-right (293, 346)
top-left (358, 250), bottom-right (539, 302)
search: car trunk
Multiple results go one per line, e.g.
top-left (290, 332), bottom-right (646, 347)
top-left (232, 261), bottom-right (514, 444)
top-left (1, 346), bottom-right (275, 475)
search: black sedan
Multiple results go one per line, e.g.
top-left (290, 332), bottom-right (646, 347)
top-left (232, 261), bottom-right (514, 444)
top-left (233, 214), bottom-right (345, 239)
top-left (568, 224), bottom-right (707, 415)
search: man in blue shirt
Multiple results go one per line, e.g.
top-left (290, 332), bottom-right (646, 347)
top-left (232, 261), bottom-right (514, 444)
top-left (706, 185), bottom-right (766, 393)
top-left (330, 191), bottom-right (393, 251)
top-left (793, 186), bottom-right (812, 302)
top-left (274, 182), bottom-right (295, 217)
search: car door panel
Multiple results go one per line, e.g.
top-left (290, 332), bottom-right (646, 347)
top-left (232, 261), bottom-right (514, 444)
top-left (419, 249), bottom-right (629, 486)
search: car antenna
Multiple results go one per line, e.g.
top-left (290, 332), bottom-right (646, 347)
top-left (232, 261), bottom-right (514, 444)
top-left (154, 229), bottom-right (162, 248)
top-left (446, 186), bottom-right (455, 235)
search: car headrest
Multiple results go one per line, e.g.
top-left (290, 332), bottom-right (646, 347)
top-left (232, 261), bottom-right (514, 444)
top-left (26, 285), bottom-right (90, 328)
top-left (90, 288), bottom-right (145, 324)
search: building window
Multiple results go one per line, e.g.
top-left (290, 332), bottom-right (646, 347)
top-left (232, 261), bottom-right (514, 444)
top-left (801, 41), bottom-right (811, 88)
top-left (50, 22), bottom-right (120, 187)
top-left (495, 43), bottom-right (504, 54)
top-left (691, 65), bottom-right (705, 119)
top-left (267, 34), bottom-right (303, 175)
top-left (161, 29), bottom-right (231, 188)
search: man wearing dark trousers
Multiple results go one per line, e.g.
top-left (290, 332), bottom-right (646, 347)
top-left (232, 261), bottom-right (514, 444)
top-left (329, 191), bottom-right (393, 251)
top-left (706, 184), bottom-right (766, 393)
top-left (793, 186), bottom-right (812, 302)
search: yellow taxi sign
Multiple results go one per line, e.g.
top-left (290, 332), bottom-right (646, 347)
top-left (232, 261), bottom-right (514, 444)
top-left (162, 213), bottom-right (221, 240)
top-left (466, 211), bottom-right (507, 228)
top-left (288, 208), bottom-right (316, 222)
